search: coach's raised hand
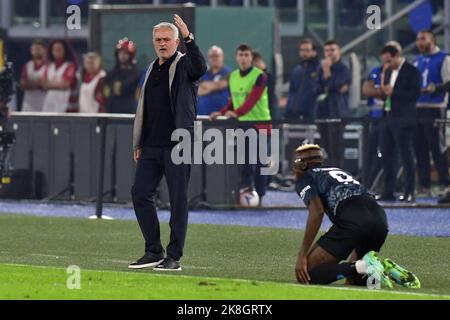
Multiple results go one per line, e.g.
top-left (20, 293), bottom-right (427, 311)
top-left (174, 14), bottom-right (190, 39)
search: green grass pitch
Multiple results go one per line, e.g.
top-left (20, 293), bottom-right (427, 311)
top-left (0, 214), bottom-right (449, 300)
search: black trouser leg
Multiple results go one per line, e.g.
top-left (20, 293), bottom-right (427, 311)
top-left (426, 109), bottom-right (450, 187)
top-left (319, 122), bottom-right (344, 168)
top-left (394, 124), bottom-right (416, 195)
top-left (318, 123), bottom-right (331, 165)
top-left (380, 120), bottom-right (396, 196)
top-left (309, 262), bottom-right (358, 285)
top-left (131, 147), bottom-right (164, 255)
top-left (241, 127), bottom-right (256, 190)
top-left (163, 148), bottom-right (191, 261)
top-left (242, 163), bottom-right (255, 190)
top-left (367, 121), bottom-right (382, 188)
top-left (254, 132), bottom-right (271, 199)
top-left (414, 117), bottom-right (431, 188)
top-left (330, 122), bottom-right (345, 169)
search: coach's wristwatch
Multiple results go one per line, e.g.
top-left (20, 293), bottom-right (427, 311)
top-left (184, 33), bottom-right (194, 43)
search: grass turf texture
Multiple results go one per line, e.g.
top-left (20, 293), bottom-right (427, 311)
top-left (0, 214), bottom-right (449, 300)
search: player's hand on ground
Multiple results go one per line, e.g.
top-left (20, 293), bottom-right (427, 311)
top-left (134, 148), bottom-right (142, 163)
top-left (174, 14), bottom-right (190, 39)
top-left (295, 256), bottom-right (311, 284)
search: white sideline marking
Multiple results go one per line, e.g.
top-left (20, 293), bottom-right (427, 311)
top-left (30, 254), bottom-right (66, 259)
top-left (1, 262), bottom-right (449, 299)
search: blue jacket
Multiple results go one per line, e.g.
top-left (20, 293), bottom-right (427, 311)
top-left (198, 66), bottom-right (232, 115)
top-left (285, 58), bottom-right (320, 120)
top-left (316, 60), bottom-right (351, 119)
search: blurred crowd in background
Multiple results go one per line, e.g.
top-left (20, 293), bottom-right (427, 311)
top-left (12, 29), bottom-right (450, 204)
top-left (2, 0), bottom-right (450, 204)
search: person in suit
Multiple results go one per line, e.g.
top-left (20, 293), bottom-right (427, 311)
top-left (129, 15), bottom-right (207, 271)
top-left (377, 45), bottom-right (421, 202)
top-left (362, 41), bottom-right (403, 190)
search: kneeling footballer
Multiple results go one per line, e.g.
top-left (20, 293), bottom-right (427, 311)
top-left (293, 144), bottom-right (420, 288)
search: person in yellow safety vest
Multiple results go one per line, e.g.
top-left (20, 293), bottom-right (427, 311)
top-left (210, 44), bottom-right (272, 206)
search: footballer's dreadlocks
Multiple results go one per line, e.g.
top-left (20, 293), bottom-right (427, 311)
top-left (293, 144), bottom-right (324, 176)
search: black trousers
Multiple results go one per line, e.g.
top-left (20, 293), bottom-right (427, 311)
top-left (242, 131), bottom-right (271, 199)
top-left (366, 119), bottom-right (383, 188)
top-left (131, 146), bottom-right (191, 261)
top-left (317, 122), bottom-right (344, 168)
top-left (414, 108), bottom-right (449, 188)
top-left (317, 195), bottom-right (388, 261)
top-left (380, 117), bottom-right (416, 195)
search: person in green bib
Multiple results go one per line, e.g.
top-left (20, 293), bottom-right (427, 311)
top-left (210, 44), bottom-right (272, 205)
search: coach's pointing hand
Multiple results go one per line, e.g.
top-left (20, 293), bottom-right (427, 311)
top-left (174, 14), bottom-right (190, 39)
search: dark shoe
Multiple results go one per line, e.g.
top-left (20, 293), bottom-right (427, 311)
top-left (375, 193), bottom-right (396, 201)
top-left (398, 193), bottom-right (415, 203)
top-left (153, 257), bottom-right (182, 271)
top-left (128, 252), bottom-right (164, 269)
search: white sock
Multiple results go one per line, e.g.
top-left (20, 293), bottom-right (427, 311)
top-left (355, 260), bottom-right (368, 274)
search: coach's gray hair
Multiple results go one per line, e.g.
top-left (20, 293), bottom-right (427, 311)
top-left (153, 22), bottom-right (179, 40)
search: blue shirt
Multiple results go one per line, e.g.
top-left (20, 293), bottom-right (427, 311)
top-left (295, 167), bottom-right (370, 223)
top-left (198, 66), bottom-right (232, 115)
top-left (367, 66), bottom-right (384, 119)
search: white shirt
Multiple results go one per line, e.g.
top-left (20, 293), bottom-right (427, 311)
top-left (79, 70), bottom-right (106, 113)
top-left (42, 62), bottom-right (72, 113)
top-left (22, 60), bottom-right (46, 112)
top-left (389, 58), bottom-right (406, 88)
